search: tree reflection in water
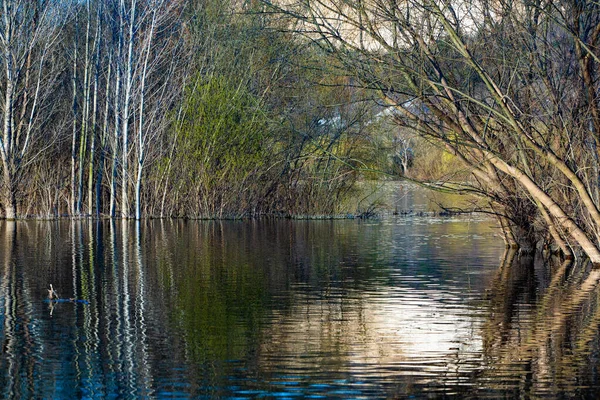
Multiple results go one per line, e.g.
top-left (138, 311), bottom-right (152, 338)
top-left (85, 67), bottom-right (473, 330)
top-left (483, 248), bottom-right (600, 397)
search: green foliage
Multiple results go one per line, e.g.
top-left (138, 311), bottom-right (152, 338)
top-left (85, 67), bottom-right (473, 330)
top-left (150, 2), bottom-right (395, 218)
top-left (181, 75), bottom-right (268, 171)
top-left (170, 75), bottom-right (271, 217)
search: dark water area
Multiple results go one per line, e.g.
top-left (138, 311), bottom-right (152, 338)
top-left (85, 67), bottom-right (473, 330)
top-left (1, 216), bottom-right (600, 398)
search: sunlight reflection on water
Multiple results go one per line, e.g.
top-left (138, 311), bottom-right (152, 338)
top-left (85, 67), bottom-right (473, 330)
top-left (0, 211), bottom-right (600, 398)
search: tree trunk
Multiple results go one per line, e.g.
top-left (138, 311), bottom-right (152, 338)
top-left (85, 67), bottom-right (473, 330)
top-left (88, 68), bottom-right (98, 215)
top-left (120, 0), bottom-right (137, 219)
top-left (70, 17), bottom-right (79, 216)
top-left (489, 154), bottom-right (600, 265)
top-left (77, 1), bottom-right (92, 215)
top-left (2, 6), bottom-right (15, 219)
top-left (2, 166), bottom-right (16, 220)
top-left (496, 214), bottom-right (519, 249)
top-left (135, 165), bottom-right (142, 220)
top-left (97, 57), bottom-right (111, 216)
top-left (88, 4), bottom-right (102, 216)
top-left (134, 7), bottom-right (156, 220)
top-left (110, 46), bottom-right (122, 218)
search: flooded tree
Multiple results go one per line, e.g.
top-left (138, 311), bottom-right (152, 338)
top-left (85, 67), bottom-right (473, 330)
top-left (0, 0), bottom-right (403, 219)
top-left (0, 0), bottom-right (68, 219)
top-left (264, 0), bottom-right (600, 263)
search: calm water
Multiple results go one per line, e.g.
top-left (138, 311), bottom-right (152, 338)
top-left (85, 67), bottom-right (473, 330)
top-left (1, 216), bottom-right (600, 398)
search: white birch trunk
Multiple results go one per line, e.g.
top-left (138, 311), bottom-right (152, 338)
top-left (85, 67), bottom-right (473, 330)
top-left (1, 1), bottom-right (15, 219)
top-left (120, 0), bottom-right (137, 219)
top-left (88, 2), bottom-right (102, 215)
top-left (135, 7), bottom-right (156, 220)
top-left (77, 2), bottom-right (92, 214)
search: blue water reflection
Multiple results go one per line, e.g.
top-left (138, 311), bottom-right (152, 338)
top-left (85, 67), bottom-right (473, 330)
top-left (1, 217), bottom-right (599, 398)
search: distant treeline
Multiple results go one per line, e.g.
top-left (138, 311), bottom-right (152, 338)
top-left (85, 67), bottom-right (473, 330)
top-left (0, 0), bottom-right (406, 220)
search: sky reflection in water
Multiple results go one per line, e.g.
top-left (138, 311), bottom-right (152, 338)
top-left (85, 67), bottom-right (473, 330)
top-left (1, 216), bottom-right (600, 398)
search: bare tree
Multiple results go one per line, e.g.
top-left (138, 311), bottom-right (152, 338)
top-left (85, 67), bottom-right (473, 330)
top-left (102, 0), bottom-right (185, 219)
top-left (264, 0), bottom-right (600, 263)
top-left (133, 0), bottom-right (185, 220)
top-left (0, 0), bottom-right (68, 219)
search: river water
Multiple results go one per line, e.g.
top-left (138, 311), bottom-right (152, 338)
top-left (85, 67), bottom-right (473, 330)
top-left (1, 213), bottom-right (600, 398)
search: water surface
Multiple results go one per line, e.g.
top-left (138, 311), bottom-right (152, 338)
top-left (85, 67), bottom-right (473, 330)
top-left (1, 216), bottom-right (599, 398)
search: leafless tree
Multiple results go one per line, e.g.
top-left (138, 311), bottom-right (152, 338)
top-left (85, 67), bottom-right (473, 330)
top-left (0, 0), bottom-right (68, 218)
top-left (263, 0), bottom-right (600, 263)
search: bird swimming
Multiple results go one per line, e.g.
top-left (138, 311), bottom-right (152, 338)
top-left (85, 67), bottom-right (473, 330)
top-left (47, 284), bottom-right (59, 300)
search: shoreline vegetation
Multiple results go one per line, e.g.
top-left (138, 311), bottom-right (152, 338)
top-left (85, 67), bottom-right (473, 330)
top-left (1, 0), bottom-right (413, 223)
top-left (8, 179), bottom-right (474, 220)
top-left (11, 210), bottom-right (464, 221)
top-left (5, 0), bottom-right (600, 265)
top-left (0, 1), bottom-right (474, 223)
top-left (11, 185), bottom-right (469, 218)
